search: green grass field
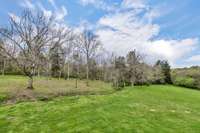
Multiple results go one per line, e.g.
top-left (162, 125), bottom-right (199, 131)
top-left (1, 76), bottom-right (200, 132)
top-left (0, 75), bottom-right (113, 102)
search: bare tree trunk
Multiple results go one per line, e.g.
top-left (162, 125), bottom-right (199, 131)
top-left (67, 62), bottom-right (70, 80)
top-left (76, 63), bottom-right (80, 88)
top-left (33, 69), bottom-right (35, 76)
top-left (131, 81), bottom-right (134, 87)
top-left (48, 63), bottom-right (51, 80)
top-left (2, 59), bottom-right (5, 76)
top-left (27, 77), bottom-right (34, 89)
top-left (86, 63), bottom-right (89, 86)
top-left (63, 64), bottom-right (66, 80)
top-left (59, 71), bottom-right (62, 80)
top-left (37, 68), bottom-right (40, 77)
top-left (75, 78), bottom-right (78, 88)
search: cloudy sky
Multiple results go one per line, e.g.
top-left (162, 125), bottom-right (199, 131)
top-left (0, 0), bottom-right (200, 67)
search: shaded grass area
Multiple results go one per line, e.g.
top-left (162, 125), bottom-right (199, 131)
top-left (0, 75), bottom-right (113, 103)
top-left (1, 85), bottom-right (200, 132)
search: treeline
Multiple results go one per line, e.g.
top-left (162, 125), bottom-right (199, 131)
top-left (0, 49), bottom-right (172, 88)
top-left (0, 9), bottom-right (190, 90)
top-left (0, 10), bottom-right (171, 89)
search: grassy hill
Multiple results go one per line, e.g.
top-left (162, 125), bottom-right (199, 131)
top-left (0, 80), bottom-right (200, 132)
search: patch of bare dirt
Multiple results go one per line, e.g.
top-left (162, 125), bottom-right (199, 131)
top-left (5, 89), bottom-right (37, 104)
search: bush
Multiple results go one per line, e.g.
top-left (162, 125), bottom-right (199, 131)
top-left (173, 76), bottom-right (198, 89)
top-left (171, 67), bottom-right (200, 90)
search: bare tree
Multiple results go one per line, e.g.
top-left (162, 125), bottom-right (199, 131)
top-left (0, 41), bottom-right (6, 76)
top-left (113, 56), bottom-right (127, 88)
top-left (73, 50), bottom-right (82, 88)
top-left (75, 30), bottom-right (102, 86)
top-left (63, 41), bottom-right (73, 80)
top-left (48, 24), bottom-right (74, 79)
top-left (0, 10), bottom-right (54, 89)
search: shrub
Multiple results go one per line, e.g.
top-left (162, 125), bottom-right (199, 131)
top-left (173, 76), bottom-right (197, 89)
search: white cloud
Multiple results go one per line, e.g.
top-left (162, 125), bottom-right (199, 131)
top-left (47, 0), bottom-right (68, 21)
top-left (79, 0), bottom-right (116, 11)
top-left (20, 0), bottom-right (35, 9)
top-left (144, 9), bottom-right (160, 23)
top-left (79, 0), bottom-right (98, 5)
top-left (79, 0), bottom-right (149, 12)
top-left (48, 0), bottom-right (57, 9)
top-left (186, 54), bottom-right (200, 63)
top-left (121, 0), bottom-right (147, 9)
top-left (148, 39), bottom-right (198, 65)
top-left (36, 2), bottom-right (52, 18)
top-left (96, 10), bottom-right (159, 54)
top-left (95, 2), bottom-right (199, 66)
top-left (54, 6), bottom-right (68, 21)
top-left (19, 0), bottom-right (68, 22)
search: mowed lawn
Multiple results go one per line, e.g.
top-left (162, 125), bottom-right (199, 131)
top-left (0, 76), bottom-right (200, 132)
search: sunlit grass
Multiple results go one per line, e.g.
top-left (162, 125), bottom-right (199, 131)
top-left (1, 85), bottom-right (200, 132)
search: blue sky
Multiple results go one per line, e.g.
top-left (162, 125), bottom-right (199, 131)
top-left (0, 0), bottom-right (200, 67)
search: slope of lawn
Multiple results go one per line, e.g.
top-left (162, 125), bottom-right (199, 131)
top-left (1, 84), bottom-right (200, 132)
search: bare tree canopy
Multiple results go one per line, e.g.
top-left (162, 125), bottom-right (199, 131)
top-left (0, 10), bottom-right (74, 89)
top-left (75, 30), bottom-right (102, 86)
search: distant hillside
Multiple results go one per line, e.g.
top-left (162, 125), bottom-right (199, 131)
top-left (171, 66), bottom-right (200, 89)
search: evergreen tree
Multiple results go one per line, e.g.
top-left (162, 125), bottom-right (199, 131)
top-left (155, 60), bottom-right (172, 84)
top-left (50, 44), bottom-right (65, 78)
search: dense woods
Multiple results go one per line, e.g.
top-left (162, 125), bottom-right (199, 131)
top-left (0, 10), bottom-right (199, 90)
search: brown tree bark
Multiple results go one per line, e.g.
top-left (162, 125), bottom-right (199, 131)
top-left (75, 78), bottom-right (78, 88)
top-left (67, 62), bottom-right (70, 80)
top-left (86, 63), bottom-right (89, 86)
top-left (27, 77), bottom-right (34, 89)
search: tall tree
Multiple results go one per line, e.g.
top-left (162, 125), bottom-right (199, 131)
top-left (112, 56), bottom-right (127, 89)
top-left (126, 50), bottom-right (147, 85)
top-left (0, 10), bottom-right (54, 89)
top-left (49, 24), bottom-right (74, 79)
top-left (155, 60), bottom-right (172, 84)
top-left (153, 62), bottom-right (165, 84)
top-left (75, 30), bottom-right (102, 86)
top-left (72, 51), bottom-right (82, 88)
top-left (50, 44), bottom-right (65, 78)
